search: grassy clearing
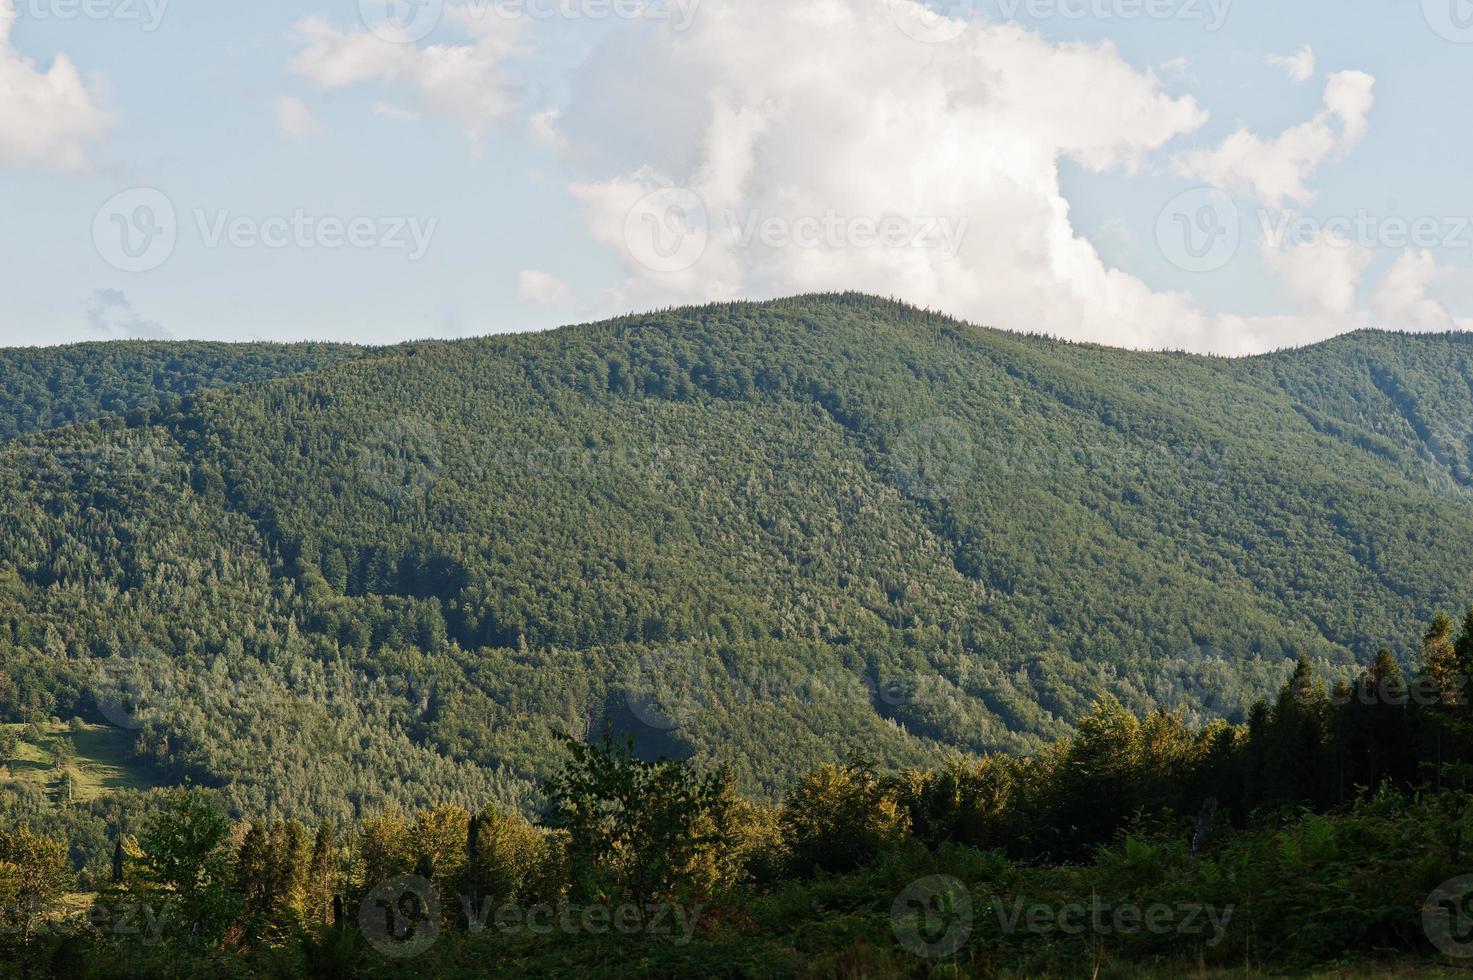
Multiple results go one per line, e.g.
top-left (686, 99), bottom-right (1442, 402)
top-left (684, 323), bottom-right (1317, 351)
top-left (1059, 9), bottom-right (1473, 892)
top-left (0, 720), bottom-right (164, 803)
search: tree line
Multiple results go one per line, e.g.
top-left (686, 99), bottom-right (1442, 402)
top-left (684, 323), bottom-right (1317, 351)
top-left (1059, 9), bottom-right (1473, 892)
top-left (5, 605), bottom-right (1473, 974)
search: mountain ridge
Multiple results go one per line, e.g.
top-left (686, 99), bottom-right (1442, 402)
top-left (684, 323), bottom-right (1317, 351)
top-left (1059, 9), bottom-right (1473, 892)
top-left (4, 293), bottom-right (1473, 823)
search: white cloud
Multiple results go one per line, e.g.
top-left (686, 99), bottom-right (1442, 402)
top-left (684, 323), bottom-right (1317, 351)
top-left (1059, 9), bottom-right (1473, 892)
top-left (1370, 250), bottom-right (1462, 332)
top-left (1175, 71), bottom-right (1374, 207)
top-left (0, 5), bottom-right (111, 171)
top-left (275, 96), bottom-right (320, 139)
top-left (288, 9), bottom-right (525, 151)
top-left (1267, 45), bottom-right (1315, 83)
top-left (553, 4), bottom-right (1240, 350)
top-left (373, 103), bottom-right (421, 122)
top-left (1262, 225), bottom-right (1373, 315)
top-left (86, 289), bottom-right (170, 340)
top-left (517, 269), bottom-right (574, 307)
top-left (529, 107), bottom-right (565, 149)
top-left (551, 2), bottom-right (1389, 353)
top-left (453, 1), bottom-right (1404, 355)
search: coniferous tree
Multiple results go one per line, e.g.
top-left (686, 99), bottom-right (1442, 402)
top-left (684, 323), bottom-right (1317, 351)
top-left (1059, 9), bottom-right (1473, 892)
top-left (304, 820), bottom-right (336, 928)
top-left (1421, 613), bottom-right (1462, 790)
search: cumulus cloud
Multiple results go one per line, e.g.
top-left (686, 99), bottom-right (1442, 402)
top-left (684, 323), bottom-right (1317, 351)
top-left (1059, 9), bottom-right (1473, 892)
top-left (452, 1), bottom-right (1409, 354)
top-left (86, 289), bottom-right (170, 340)
top-left (1371, 250), bottom-right (1462, 333)
top-left (1175, 71), bottom-right (1373, 207)
top-left (0, 5), bottom-right (111, 171)
top-left (275, 96), bottom-right (320, 139)
top-left (288, 9), bottom-right (525, 151)
top-left (549, 2), bottom-right (1260, 350)
top-left (1267, 45), bottom-right (1315, 83)
top-left (1262, 225), bottom-right (1374, 315)
top-left (517, 269), bottom-right (574, 307)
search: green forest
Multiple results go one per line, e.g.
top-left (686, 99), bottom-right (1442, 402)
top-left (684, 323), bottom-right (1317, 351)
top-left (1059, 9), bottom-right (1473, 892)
top-left (4, 618), bottom-right (1473, 976)
top-left (6, 294), bottom-right (1473, 973)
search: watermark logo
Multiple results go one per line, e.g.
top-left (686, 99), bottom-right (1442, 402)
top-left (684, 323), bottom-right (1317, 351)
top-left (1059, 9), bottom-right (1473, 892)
top-left (1423, 0), bottom-right (1473, 43)
top-left (359, 0), bottom-right (444, 42)
top-left (360, 875), bottom-right (440, 959)
top-left (493, 441), bottom-right (702, 482)
top-left (724, 209), bottom-right (969, 260)
top-left (1148, 647), bottom-right (1245, 722)
top-left (1425, 875), bottom-right (1473, 957)
top-left (892, 416), bottom-right (976, 502)
top-left (13, 0), bottom-right (170, 30)
top-left (995, 0), bottom-right (1231, 31)
top-left (461, 0), bottom-right (701, 29)
top-left (625, 645), bottom-right (708, 732)
top-left (92, 647), bottom-right (174, 731)
top-left (1261, 210), bottom-right (1473, 251)
top-left (93, 188), bottom-right (177, 274)
top-left (1329, 672), bottom-right (1467, 709)
top-left (468, 899), bottom-right (704, 942)
top-left (623, 188), bottom-right (708, 274)
top-left (890, 0), bottom-right (974, 44)
top-left (892, 875), bottom-right (974, 958)
top-left (94, 187), bottom-right (437, 272)
top-left (1, 898), bottom-right (168, 944)
top-left (355, 416), bottom-right (442, 503)
top-left (194, 210), bottom-right (437, 260)
top-left (1157, 186), bottom-right (1240, 273)
top-left (991, 895), bottom-right (1233, 944)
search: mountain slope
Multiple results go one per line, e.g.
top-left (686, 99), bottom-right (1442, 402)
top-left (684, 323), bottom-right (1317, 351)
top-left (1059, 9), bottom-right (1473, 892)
top-left (4, 294), bottom-right (1473, 820)
top-left (0, 340), bottom-right (372, 441)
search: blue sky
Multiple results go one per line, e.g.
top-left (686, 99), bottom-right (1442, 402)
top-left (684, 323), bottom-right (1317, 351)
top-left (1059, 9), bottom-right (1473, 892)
top-left (1, 0), bottom-right (1470, 352)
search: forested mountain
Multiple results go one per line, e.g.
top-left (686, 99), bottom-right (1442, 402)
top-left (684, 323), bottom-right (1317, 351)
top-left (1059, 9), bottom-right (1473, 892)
top-left (0, 341), bottom-right (371, 441)
top-left (5, 293), bottom-right (1473, 830)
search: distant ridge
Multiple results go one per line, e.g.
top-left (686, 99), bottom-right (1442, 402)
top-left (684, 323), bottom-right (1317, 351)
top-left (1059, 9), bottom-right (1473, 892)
top-left (4, 293), bottom-right (1473, 819)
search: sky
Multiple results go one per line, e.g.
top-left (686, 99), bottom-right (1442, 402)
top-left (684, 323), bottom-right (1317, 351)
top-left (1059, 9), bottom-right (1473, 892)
top-left (2, 0), bottom-right (1471, 354)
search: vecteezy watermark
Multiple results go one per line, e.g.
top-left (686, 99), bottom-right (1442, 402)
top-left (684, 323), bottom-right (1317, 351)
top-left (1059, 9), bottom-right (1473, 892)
top-left (984, 440), bottom-right (1227, 491)
top-left (359, 0), bottom-right (700, 40)
top-left (1156, 186), bottom-right (1240, 273)
top-left (994, 0), bottom-right (1231, 31)
top-left (259, 662), bottom-right (437, 717)
top-left (1330, 672), bottom-right (1469, 708)
top-left (465, 0), bottom-right (700, 28)
top-left (1147, 647), bottom-right (1246, 722)
top-left (493, 442), bottom-right (706, 482)
top-left (891, 416), bottom-right (977, 502)
top-left (194, 210), bottom-right (436, 261)
top-left (1, 898), bottom-right (168, 944)
top-left (621, 188), bottom-right (971, 273)
top-left (623, 188), bottom-right (709, 274)
top-left (892, 875), bottom-right (974, 959)
top-left (891, 878), bottom-right (1235, 959)
top-left (1425, 875), bottom-right (1473, 958)
top-left (354, 416), bottom-right (443, 503)
top-left (360, 875), bottom-right (441, 959)
top-left (92, 647), bottom-right (176, 731)
top-left (990, 895), bottom-right (1234, 945)
top-left (725, 210), bottom-right (970, 261)
top-left (1423, 0), bottom-right (1473, 43)
top-left (8, 0), bottom-right (169, 30)
top-left (93, 188), bottom-right (178, 274)
top-left (624, 646), bottom-right (941, 733)
top-left (93, 188), bottom-right (438, 273)
top-left (1260, 210), bottom-right (1473, 251)
top-left (465, 899), bottom-right (705, 943)
top-left (889, 0), bottom-right (974, 44)
top-left (359, 880), bottom-right (704, 959)
top-left (358, 0), bottom-right (444, 42)
top-left (10, 442), bottom-right (167, 480)
top-left (625, 645), bottom-right (710, 732)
